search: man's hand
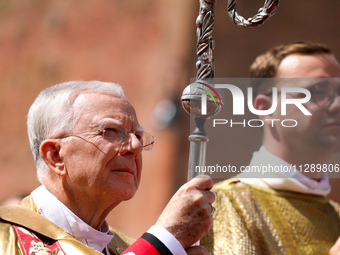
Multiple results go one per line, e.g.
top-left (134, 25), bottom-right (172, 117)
top-left (330, 237), bottom-right (340, 255)
top-left (155, 175), bottom-right (215, 249)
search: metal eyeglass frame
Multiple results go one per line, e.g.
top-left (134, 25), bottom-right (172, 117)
top-left (57, 128), bottom-right (154, 151)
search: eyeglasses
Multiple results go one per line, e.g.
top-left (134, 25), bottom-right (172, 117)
top-left (58, 128), bottom-right (154, 151)
top-left (265, 81), bottom-right (340, 108)
top-left (305, 81), bottom-right (340, 107)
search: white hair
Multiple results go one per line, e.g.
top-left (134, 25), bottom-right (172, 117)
top-left (27, 80), bottom-right (125, 182)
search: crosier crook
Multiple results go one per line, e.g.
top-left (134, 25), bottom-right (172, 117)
top-left (180, 1), bottom-right (280, 245)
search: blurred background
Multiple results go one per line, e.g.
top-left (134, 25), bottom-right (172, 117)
top-left (1, 0), bottom-right (340, 239)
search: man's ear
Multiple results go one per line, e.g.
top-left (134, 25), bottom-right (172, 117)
top-left (253, 94), bottom-right (274, 122)
top-left (40, 140), bottom-right (67, 177)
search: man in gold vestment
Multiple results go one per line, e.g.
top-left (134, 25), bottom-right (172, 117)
top-left (201, 42), bottom-right (340, 254)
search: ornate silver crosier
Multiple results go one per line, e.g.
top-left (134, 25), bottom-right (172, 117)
top-left (181, 0), bottom-right (280, 181)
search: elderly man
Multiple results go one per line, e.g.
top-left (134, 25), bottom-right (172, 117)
top-left (201, 42), bottom-right (340, 254)
top-left (0, 81), bottom-right (215, 255)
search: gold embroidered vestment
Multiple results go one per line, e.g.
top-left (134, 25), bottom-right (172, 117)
top-left (201, 179), bottom-right (340, 255)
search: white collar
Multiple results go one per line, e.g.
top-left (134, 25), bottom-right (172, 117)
top-left (31, 185), bottom-right (113, 253)
top-left (237, 146), bottom-right (331, 196)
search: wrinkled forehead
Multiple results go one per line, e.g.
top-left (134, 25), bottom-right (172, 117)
top-left (72, 93), bottom-right (142, 131)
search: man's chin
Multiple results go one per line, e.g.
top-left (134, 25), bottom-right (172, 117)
top-left (115, 184), bottom-right (138, 201)
top-left (315, 134), bottom-right (340, 151)
top-left (333, 141), bottom-right (340, 153)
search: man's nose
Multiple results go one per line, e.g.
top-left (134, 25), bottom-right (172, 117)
top-left (328, 93), bottom-right (340, 113)
top-left (118, 133), bottom-right (143, 156)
